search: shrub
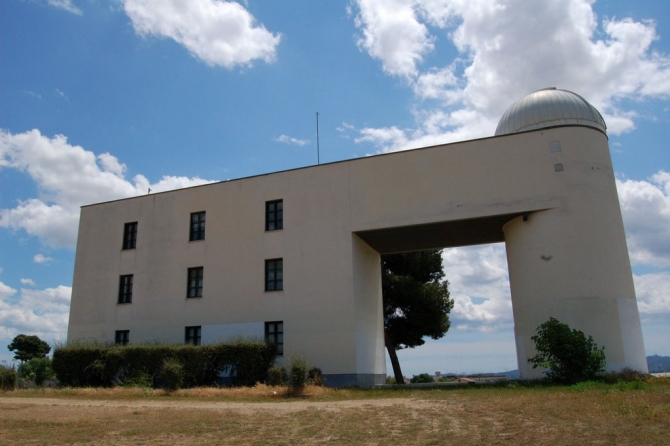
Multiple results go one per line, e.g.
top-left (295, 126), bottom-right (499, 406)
top-left (18, 357), bottom-right (56, 386)
top-left (267, 366), bottom-right (287, 386)
top-left (287, 354), bottom-right (308, 391)
top-left (602, 368), bottom-right (650, 384)
top-left (386, 376), bottom-right (396, 384)
top-left (84, 359), bottom-right (107, 387)
top-left (52, 340), bottom-right (276, 388)
top-left (0, 365), bottom-right (17, 391)
top-left (120, 371), bottom-right (153, 388)
top-left (307, 367), bottom-right (324, 386)
top-left (528, 317), bottom-right (606, 384)
top-left (410, 373), bottom-right (434, 384)
top-left (160, 358), bottom-right (184, 393)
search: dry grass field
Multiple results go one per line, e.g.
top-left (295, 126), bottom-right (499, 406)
top-left (1, 378), bottom-right (668, 445)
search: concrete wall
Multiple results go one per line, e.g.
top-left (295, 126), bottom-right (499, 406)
top-left (68, 124), bottom-right (647, 385)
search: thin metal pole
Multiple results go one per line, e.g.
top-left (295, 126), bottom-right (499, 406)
top-left (315, 111), bottom-right (320, 165)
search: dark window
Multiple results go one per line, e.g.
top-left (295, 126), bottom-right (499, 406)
top-left (190, 211), bottom-right (206, 241)
top-left (265, 321), bottom-right (283, 356)
top-left (185, 326), bottom-right (201, 345)
top-left (265, 259), bottom-right (283, 291)
top-left (118, 274), bottom-right (133, 304)
top-left (122, 222), bottom-right (138, 249)
top-left (187, 267), bottom-right (204, 298)
top-left (115, 330), bottom-right (129, 346)
top-left (265, 200), bottom-right (283, 231)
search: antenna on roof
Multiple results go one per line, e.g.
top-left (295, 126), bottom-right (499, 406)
top-left (315, 111), bottom-right (320, 165)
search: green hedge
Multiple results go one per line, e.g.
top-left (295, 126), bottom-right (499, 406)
top-left (52, 340), bottom-right (275, 388)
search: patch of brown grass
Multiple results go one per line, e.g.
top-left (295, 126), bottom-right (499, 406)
top-left (6, 383), bottom-right (356, 402)
top-left (1, 378), bottom-right (668, 445)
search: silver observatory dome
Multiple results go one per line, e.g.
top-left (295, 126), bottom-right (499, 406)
top-left (495, 88), bottom-right (607, 136)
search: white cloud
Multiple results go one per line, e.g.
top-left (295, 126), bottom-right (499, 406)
top-left (634, 272), bottom-right (670, 321)
top-left (0, 282), bottom-right (17, 299)
top-left (20, 278), bottom-right (36, 286)
top-left (617, 171), bottom-right (670, 267)
top-left (441, 244), bottom-right (513, 332)
top-left (34, 254), bottom-right (53, 264)
top-left (121, 0), bottom-right (281, 69)
top-left (355, 126), bottom-right (409, 148)
top-left (275, 135), bottom-right (309, 146)
top-left (0, 129), bottom-right (213, 249)
top-left (353, 0), bottom-right (434, 79)
top-left (351, 0), bottom-right (670, 151)
top-left (47, 0), bottom-right (82, 15)
top-left (0, 282), bottom-right (71, 343)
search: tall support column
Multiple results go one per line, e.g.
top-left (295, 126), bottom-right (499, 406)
top-left (503, 147), bottom-right (647, 377)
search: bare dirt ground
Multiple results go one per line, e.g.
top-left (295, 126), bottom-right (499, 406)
top-left (0, 394), bottom-right (434, 415)
top-left (0, 395), bottom-right (456, 445)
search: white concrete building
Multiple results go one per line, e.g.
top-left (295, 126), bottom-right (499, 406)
top-left (68, 89), bottom-right (648, 386)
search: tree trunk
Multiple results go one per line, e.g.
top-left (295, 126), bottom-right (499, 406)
top-left (385, 330), bottom-right (405, 384)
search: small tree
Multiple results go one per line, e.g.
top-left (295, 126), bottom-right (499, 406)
top-left (287, 354), bottom-right (308, 392)
top-left (18, 357), bottom-right (56, 386)
top-left (7, 334), bottom-right (51, 362)
top-left (528, 317), bottom-right (606, 384)
top-left (383, 249), bottom-right (453, 385)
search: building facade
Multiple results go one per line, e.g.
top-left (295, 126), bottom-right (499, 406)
top-left (68, 89), bottom-right (648, 385)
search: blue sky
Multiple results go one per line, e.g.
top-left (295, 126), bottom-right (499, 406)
top-left (1, 0), bottom-right (668, 376)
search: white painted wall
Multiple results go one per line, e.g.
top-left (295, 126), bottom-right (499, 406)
top-left (68, 124), bottom-right (647, 385)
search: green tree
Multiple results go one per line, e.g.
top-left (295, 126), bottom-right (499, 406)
top-left (528, 317), bottom-right (606, 384)
top-left (7, 334), bottom-right (51, 362)
top-left (18, 357), bottom-right (56, 386)
top-left (382, 249), bottom-right (454, 384)
top-left (410, 373), bottom-right (435, 384)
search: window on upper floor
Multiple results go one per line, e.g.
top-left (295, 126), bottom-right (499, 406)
top-left (265, 321), bottom-right (284, 356)
top-left (187, 267), bottom-right (204, 298)
top-left (265, 200), bottom-right (283, 231)
top-left (115, 330), bottom-right (129, 346)
top-left (122, 222), bottom-right (138, 250)
top-left (190, 211), bottom-right (206, 241)
top-left (185, 326), bottom-right (201, 345)
top-left (265, 259), bottom-right (283, 291)
top-left (118, 274), bottom-right (133, 304)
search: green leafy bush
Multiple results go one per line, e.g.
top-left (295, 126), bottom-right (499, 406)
top-left (0, 365), bottom-right (17, 391)
top-left (120, 371), bottom-right (153, 388)
top-left (410, 373), bottom-right (434, 384)
top-left (160, 358), bottom-right (184, 393)
top-left (287, 354), bottom-right (308, 391)
top-left (307, 367), bottom-right (324, 386)
top-left (528, 317), bottom-right (606, 384)
top-left (18, 357), bottom-right (56, 386)
top-left (267, 366), bottom-right (287, 386)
